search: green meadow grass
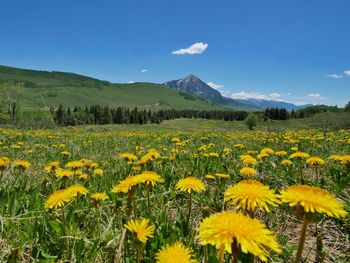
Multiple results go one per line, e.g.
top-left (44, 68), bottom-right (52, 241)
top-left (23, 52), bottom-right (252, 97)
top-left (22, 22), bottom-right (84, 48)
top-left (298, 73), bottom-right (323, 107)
top-left (0, 125), bottom-right (349, 262)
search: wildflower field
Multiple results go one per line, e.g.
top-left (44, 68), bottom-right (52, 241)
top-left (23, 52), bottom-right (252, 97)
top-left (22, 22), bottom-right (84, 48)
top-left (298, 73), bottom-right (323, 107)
top-left (0, 124), bottom-right (349, 262)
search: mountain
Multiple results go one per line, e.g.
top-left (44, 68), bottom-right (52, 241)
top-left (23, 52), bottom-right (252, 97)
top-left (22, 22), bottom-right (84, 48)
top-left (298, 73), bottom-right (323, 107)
top-left (0, 65), bottom-right (233, 111)
top-left (165, 75), bottom-right (310, 110)
top-left (164, 75), bottom-right (258, 110)
top-left (164, 74), bottom-right (225, 103)
top-left (234, 99), bottom-right (312, 110)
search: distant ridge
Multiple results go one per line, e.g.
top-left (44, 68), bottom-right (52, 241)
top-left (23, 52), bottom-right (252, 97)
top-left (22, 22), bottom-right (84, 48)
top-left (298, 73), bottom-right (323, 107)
top-left (165, 74), bottom-right (310, 110)
top-left (234, 98), bottom-right (312, 111)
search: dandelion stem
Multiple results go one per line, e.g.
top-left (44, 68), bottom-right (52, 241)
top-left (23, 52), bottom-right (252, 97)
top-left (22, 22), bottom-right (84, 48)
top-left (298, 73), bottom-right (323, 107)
top-left (249, 209), bottom-right (255, 263)
top-left (299, 162), bottom-right (304, 184)
top-left (295, 215), bottom-right (309, 263)
top-left (137, 242), bottom-right (145, 263)
top-left (146, 184), bottom-right (151, 213)
top-left (114, 228), bottom-right (127, 263)
top-left (61, 208), bottom-right (69, 258)
top-left (231, 240), bottom-right (239, 263)
top-left (132, 194), bottom-right (136, 216)
top-left (186, 191), bottom-right (192, 227)
top-left (203, 245), bottom-right (208, 263)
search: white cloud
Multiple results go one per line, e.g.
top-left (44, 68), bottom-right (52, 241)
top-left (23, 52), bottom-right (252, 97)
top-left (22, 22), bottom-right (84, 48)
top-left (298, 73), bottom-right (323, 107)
top-left (344, 70), bottom-right (350, 76)
top-left (228, 91), bottom-right (284, 101)
top-left (207, 82), bottom-right (223, 90)
top-left (327, 73), bottom-right (343, 79)
top-left (141, 69), bottom-right (147, 73)
top-left (307, 93), bottom-right (324, 99)
top-left (269, 92), bottom-right (281, 99)
top-left (128, 80), bottom-right (135, 84)
top-left (221, 90), bottom-right (328, 105)
top-left (172, 42), bottom-right (208, 55)
top-left (294, 101), bottom-right (308, 106)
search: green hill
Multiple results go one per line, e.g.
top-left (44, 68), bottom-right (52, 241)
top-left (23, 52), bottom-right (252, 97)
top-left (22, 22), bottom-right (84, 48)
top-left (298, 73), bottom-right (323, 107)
top-left (0, 65), bottom-right (253, 111)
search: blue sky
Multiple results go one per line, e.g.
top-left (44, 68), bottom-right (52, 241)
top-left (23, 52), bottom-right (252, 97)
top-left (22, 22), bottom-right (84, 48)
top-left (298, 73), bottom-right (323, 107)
top-left (1, 0), bottom-right (349, 106)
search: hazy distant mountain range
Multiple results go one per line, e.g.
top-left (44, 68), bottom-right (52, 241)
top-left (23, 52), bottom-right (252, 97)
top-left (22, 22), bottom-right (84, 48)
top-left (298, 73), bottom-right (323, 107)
top-left (165, 75), bottom-right (310, 110)
top-left (0, 65), bottom-right (310, 111)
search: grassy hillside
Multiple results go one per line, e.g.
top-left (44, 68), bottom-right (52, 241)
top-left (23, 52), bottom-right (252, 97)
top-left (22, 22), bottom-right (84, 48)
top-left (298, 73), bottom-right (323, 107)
top-left (0, 65), bottom-right (251, 111)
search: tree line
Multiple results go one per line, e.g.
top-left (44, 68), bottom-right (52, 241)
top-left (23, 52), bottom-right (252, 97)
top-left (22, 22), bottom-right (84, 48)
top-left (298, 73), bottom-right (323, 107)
top-left (51, 104), bottom-right (250, 126)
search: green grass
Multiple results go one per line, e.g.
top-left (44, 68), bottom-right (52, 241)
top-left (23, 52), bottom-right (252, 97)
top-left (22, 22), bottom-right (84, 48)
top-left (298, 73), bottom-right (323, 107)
top-left (0, 126), bottom-right (349, 262)
top-left (0, 65), bottom-right (252, 111)
top-left (70, 112), bottom-right (350, 133)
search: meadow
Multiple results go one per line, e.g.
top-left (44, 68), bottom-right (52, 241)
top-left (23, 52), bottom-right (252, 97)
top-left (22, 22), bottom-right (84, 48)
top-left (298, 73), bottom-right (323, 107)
top-left (0, 120), bottom-right (349, 262)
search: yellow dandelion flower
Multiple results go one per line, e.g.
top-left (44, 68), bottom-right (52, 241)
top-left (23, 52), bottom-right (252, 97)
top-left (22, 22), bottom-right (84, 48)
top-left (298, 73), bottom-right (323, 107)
top-left (66, 184), bottom-right (89, 197)
top-left (197, 211), bottom-right (281, 261)
top-left (223, 147), bottom-right (232, 155)
top-left (205, 174), bottom-right (216, 180)
top-left (291, 146), bottom-right (299, 151)
top-left (239, 167), bottom-right (257, 177)
top-left (209, 152), bottom-right (219, 158)
top-left (90, 162), bottom-right (99, 169)
top-left (138, 171), bottom-right (164, 186)
top-left (329, 154), bottom-right (342, 161)
top-left (275, 150), bottom-right (288, 156)
top-left (289, 152), bottom-right (310, 159)
top-left (55, 168), bottom-right (74, 179)
top-left (339, 155), bottom-right (350, 165)
top-left (44, 161), bottom-right (60, 172)
top-left (91, 192), bottom-right (109, 201)
top-left (132, 166), bottom-right (141, 171)
top-left (61, 151), bottom-right (71, 157)
top-left (65, 160), bottom-right (83, 170)
top-left (124, 218), bottom-right (155, 243)
top-left (242, 157), bottom-right (257, 167)
top-left (215, 173), bottom-right (230, 179)
top-left (224, 180), bottom-right (280, 212)
top-left (112, 175), bottom-right (141, 193)
top-left (234, 144), bottom-right (245, 149)
top-left (239, 154), bottom-right (252, 161)
top-left (281, 159), bottom-right (293, 166)
top-left (93, 168), bottom-right (103, 175)
top-left (280, 185), bottom-right (347, 218)
top-left (306, 156), bottom-right (325, 166)
top-left (14, 160), bottom-right (31, 169)
top-left (261, 147), bottom-right (274, 155)
top-left (257, 153), bottom-right (269, 160)
top-left (120, 152), bottom-right (138, 162)
top-left (0, 157), bottom-right (11, 170)
top-left (79, 173), bottom-right (88, 180)
top-left (198, 145), bottom-right (207, 152)
top-left (44, 189), bottom-right (75, 209)
top-left (156, 242), bottom-right (197, 263)
top-left (148, 149), bottom-right (160, 159)
top-left (176, 177), bottom-right (206, 193)
top-left (80, 159), bottom-right (94, 168)
top-left (172, 137), bottom-right (181, 143)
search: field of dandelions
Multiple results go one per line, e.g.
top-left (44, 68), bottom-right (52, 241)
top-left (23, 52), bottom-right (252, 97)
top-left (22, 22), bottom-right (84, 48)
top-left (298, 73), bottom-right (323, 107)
top-left (0, 126), bottom-right (349, 263)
